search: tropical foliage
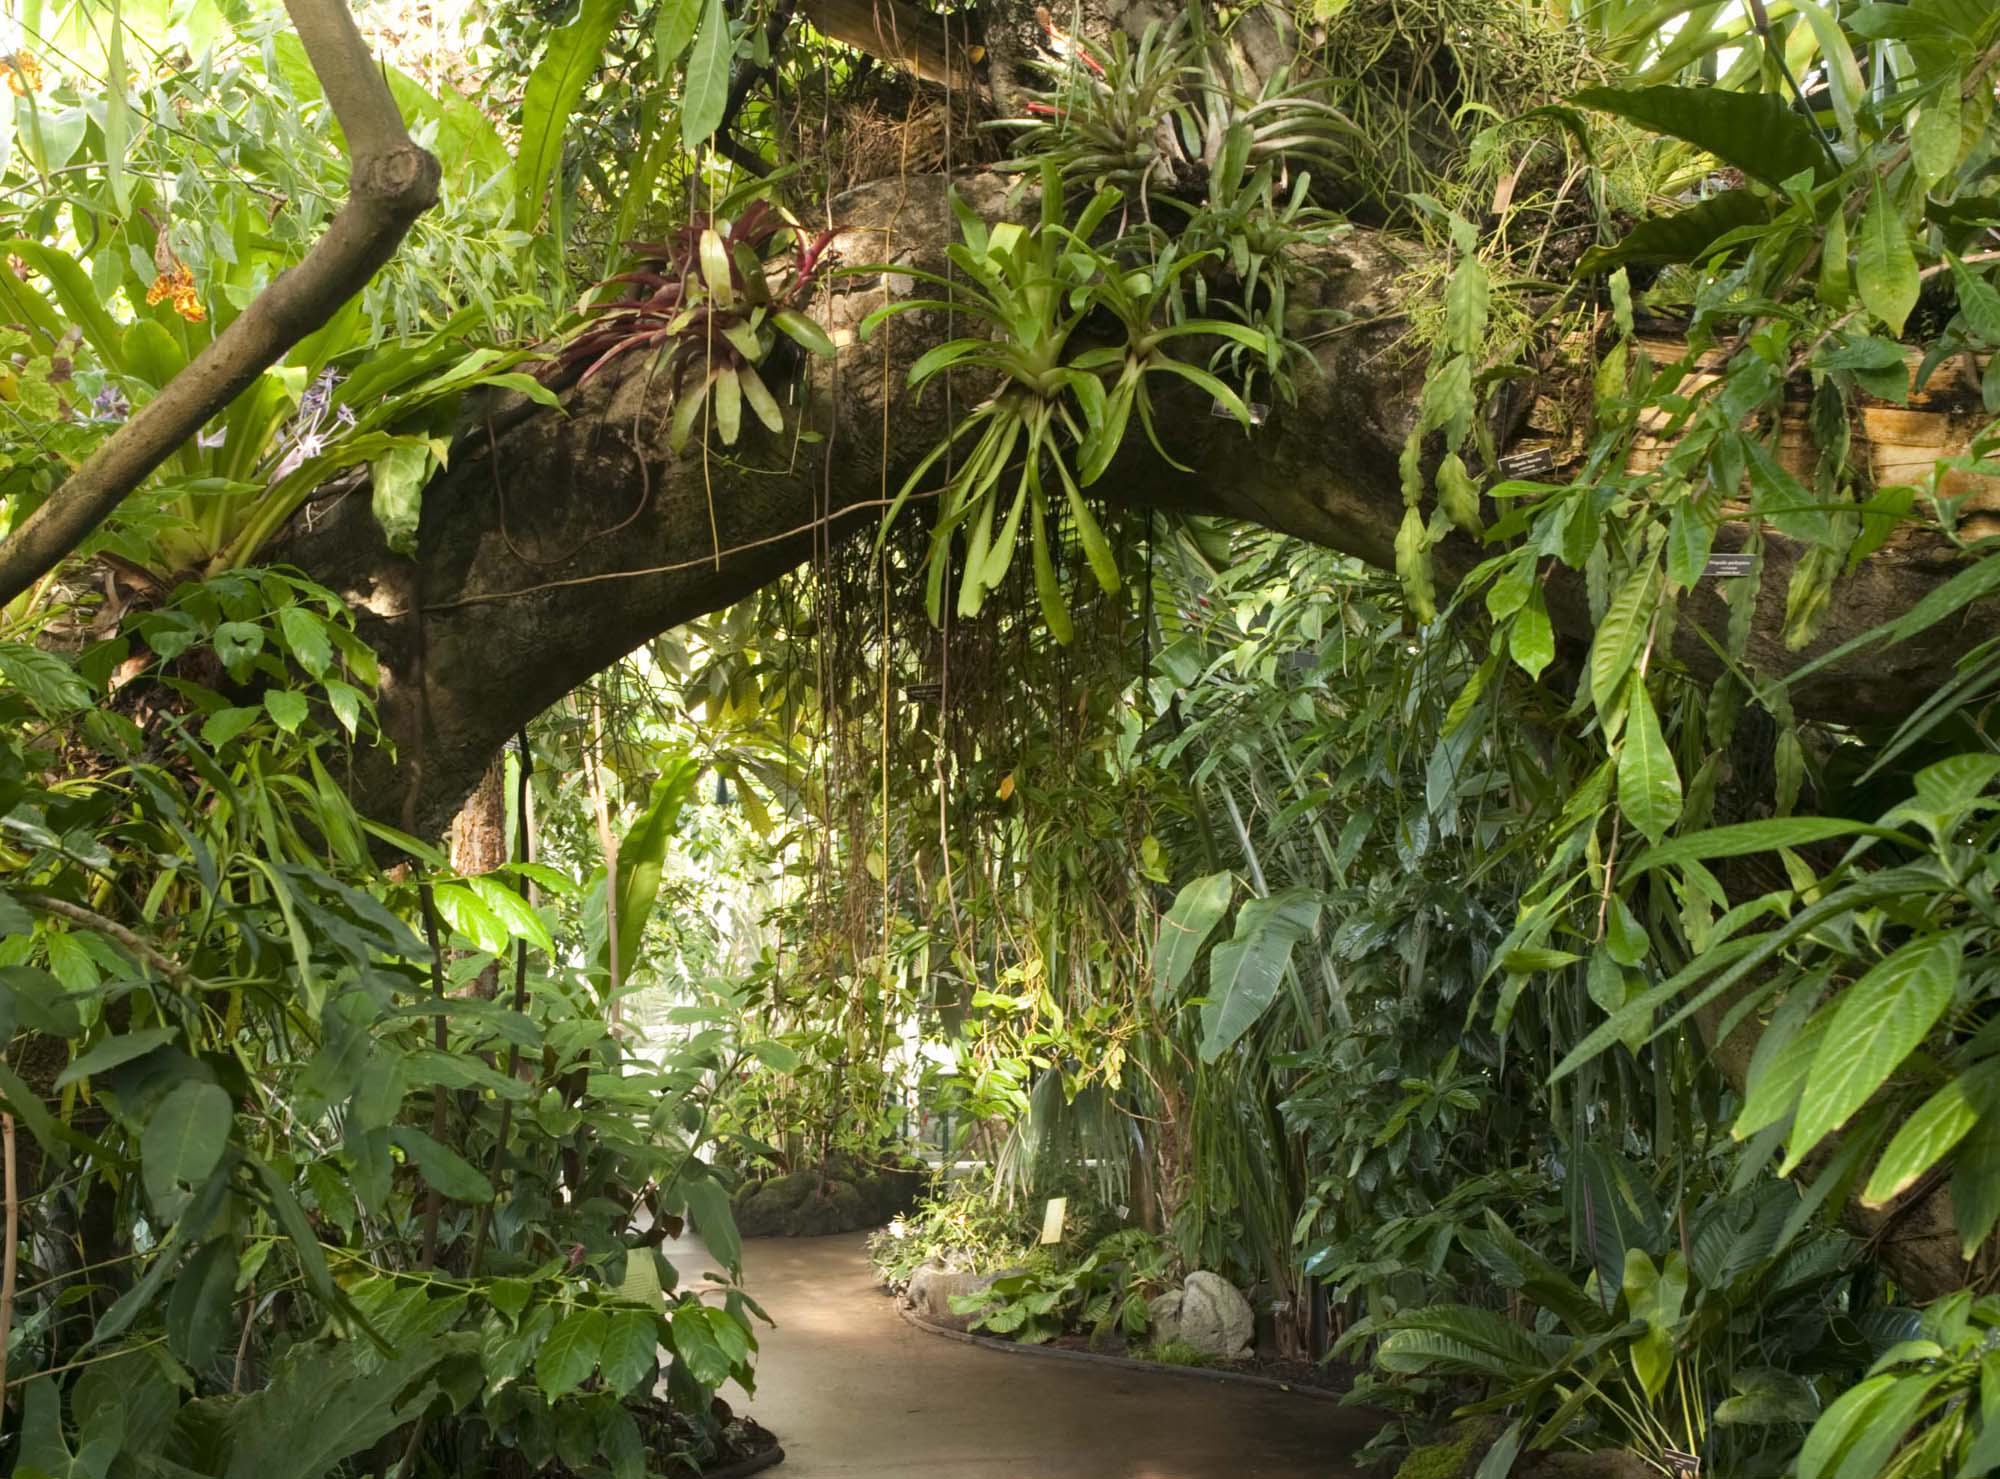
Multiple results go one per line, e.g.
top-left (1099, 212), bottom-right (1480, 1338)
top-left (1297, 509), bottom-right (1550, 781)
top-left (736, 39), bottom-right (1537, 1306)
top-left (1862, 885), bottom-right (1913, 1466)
top-left (7, 0), bottom-right (2000, 1476)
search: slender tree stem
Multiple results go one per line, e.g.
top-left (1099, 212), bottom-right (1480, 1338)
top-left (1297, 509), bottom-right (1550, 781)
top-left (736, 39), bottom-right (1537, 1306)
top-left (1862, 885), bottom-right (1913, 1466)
top-left (417, 883), bottom-right (448, 1270)
top-left (0, 1109), bottom-right (18, 1405)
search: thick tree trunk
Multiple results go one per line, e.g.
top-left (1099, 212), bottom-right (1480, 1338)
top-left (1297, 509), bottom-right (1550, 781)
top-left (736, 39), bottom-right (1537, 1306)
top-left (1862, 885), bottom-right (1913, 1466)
top-left (280, 171), bottom-right (2000, 840)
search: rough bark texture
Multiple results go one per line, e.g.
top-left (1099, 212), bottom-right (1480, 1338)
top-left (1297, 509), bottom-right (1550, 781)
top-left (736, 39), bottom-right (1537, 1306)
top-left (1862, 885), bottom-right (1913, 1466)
top-left (280, 167), bottom-right (2000, 842)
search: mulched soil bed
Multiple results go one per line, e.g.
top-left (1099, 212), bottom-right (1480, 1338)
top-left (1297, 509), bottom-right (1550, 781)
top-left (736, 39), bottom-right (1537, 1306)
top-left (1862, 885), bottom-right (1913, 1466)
top-left (900, 1304), bottom-right (1358, 1402)
top-left (1037, 1333), bottom-right (1353, 1393)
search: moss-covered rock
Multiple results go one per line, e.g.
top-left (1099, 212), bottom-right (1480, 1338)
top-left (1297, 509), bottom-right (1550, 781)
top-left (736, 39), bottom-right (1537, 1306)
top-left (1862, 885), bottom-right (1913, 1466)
top-left (1392, 1420), bottom-right (1507, 1479)
top-left (731, 1158), bottom-right (925, 1238)
top-left (1390, 1423), bottom-right (1656, 1479)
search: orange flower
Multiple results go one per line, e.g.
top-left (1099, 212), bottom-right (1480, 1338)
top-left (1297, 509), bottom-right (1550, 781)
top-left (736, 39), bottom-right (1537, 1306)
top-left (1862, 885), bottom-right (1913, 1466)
top-left (2, 51), bottom-right (43, 95)
top-left (146, 259), bottom-right (206, 323)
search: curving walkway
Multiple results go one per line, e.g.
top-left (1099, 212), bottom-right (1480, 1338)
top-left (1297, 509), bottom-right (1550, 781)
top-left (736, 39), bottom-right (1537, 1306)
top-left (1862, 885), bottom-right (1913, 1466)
top-left (668, 1230), bottom-right (1381, 1479)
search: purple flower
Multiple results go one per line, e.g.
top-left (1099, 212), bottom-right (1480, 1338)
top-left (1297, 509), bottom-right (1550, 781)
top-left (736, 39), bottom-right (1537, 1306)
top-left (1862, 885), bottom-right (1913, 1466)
top-left (271, 429), bottom-right (326, 481)
top-left (91, 384), bottom-right (129, 422)
top-left (298, 368), bottom-right (339, 422)
top-left (197, 425), bottom-right (226, 449)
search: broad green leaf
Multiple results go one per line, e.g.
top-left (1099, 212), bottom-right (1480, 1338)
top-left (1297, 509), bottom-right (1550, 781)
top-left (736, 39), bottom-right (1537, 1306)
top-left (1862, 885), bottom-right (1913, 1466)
top-left (143, 1081), bottom-right (232, 1215)
top-left (680, 0), bottom-right (733, 150)
top-left (1855, 179), bottom-right (1919, 338)
top-left (1199, 889), bottom-right (1321, 1061)
top-left (615, 1251), bottom-right (666, 1310)
top-left (1951, 254), bottom-right (2000, 345)
top-left (1734, 1017), bottom-right (1827, 1140)
top-left (203, 705), bottom-right (263, 749)
top-left (1573, 85), bottom-right (1836, 189)
top-left (1395, 505), bottom-right (1436, 623)
top-left (56, 1027), bottom-right (176, 1088)
top-left (390, 1125), bottom-right (494, 1204)
top-left (378, 441), bottom-right (438, 555)
top-left (516, 0), bottom-right (625, 229)
top-left (680, 1172), bottom-right (740, 1270)
top-left (277, 606), bottom-right (333, 679)
top-left (469, 875), bottom-right (555, 955)
top-left (1863, 1061), bottom-right (2000, 1208)
top-left (166, 1239), bottom-right (237, 1369)
top-left (1910, 82), bottom-right (1962, 193)
top-left (1952, 1111), bottom-right (2000, 1257)
top-left (1787, 936), bottom-right (1961, 1170)
top-left (1617, 683), bottom-right (1682, 844)
top-left (1795, 1375), bottom-right (1901, 1479)
top-left (1579, 189), bottom-right (1775, 274)
top-left (1509, 585), bottom-right (1553, 678)
top-left (264, 689), bottom-right (309, 734)
top-left (773, 308), bottom-right (836, 358)
top-left (1153, 871), bottom-right (1233, 1002)
top-left (536, 1306), bottom-right (607, 1399)
top-left (672, 1301), bottom-right (734, 1387)
top-left (0, 640), bottom-right (91, 711)
top-left (654, 0), bottom-right (701, 75)
top-left (599, 1309), bottom-right (661, 1396)
top-left (222, 1330), bottom-right (464, 1479)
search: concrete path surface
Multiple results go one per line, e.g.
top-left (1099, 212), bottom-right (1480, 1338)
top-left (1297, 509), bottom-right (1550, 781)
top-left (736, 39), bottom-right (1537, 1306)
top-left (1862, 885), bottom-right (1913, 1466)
top-left (666, 1230), bottom-right (1381, 1479)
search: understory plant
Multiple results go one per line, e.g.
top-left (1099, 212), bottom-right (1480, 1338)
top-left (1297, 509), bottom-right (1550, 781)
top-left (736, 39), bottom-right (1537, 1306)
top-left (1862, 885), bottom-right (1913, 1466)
top-left (946, 1228), bottom-right (1172, 1348)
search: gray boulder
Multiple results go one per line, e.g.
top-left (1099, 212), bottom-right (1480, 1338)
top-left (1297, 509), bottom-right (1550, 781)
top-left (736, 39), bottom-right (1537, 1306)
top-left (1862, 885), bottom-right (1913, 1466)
top-left (1151, 1271), bottom-right (1252, 1358)
top-left (904, 1261), bottom-right (1020, 1330)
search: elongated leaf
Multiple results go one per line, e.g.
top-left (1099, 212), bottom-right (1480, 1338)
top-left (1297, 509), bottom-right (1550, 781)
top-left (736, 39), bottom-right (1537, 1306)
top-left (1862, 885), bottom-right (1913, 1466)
top-left (515, 0), bottom-right (624, 229)
top-left (55, 1027), bottom-right (176, 1088)
top-left (167, 1239), bottom-right (238, 1369)
top-left (680, 0), bottom-right (732, 149)
top-left (1855, 178), bottom-right (1919, 338)
top-left (1628, 816), bottom-right (1887, 875)
top-left (1617, 683), bottom-right (1682, 844)
top-left (1573, 85), bottom-right (1834, 189)
top-left (1590, 563), bottom-right (1659, 718)
top-left (606, 756), bottom-right (703, 981)
top-left (1578, 189), bottom-right (1774, 274)
top-left (680, 1171), bottom-right (740, 1270)
top-left (390, 1126), bottom-right (494, 1204)
top-left (1153, 872), bottom-right (1233, 1002)
top-left (1863, 1060), bottom-right (2000, 1208)
top-left (1199, 890), bottom-right (1321, 1061)
top-left (654, 0), bottom-right (701, 74)
top-left (1787, 935), bottom-right (1961, 1170)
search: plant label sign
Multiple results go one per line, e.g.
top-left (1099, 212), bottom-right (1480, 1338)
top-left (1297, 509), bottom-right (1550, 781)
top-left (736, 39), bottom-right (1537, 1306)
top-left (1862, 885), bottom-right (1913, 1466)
top-left (1039, 1196), bottom-right (1068, 1244)
top-left (1703, 552), bottom-right (1755, 579)
top-left (1663, 1449), bottom-right (1700, 1477)
top-left (1496, 445), bottom-right (1557, 478)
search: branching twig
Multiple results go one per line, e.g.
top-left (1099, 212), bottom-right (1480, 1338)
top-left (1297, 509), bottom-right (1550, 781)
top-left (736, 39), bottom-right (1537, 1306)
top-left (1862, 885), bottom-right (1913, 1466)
top-left (21, 893), bottom-right (188, 981)
top-left (0, 0), bottom-right (440, 608)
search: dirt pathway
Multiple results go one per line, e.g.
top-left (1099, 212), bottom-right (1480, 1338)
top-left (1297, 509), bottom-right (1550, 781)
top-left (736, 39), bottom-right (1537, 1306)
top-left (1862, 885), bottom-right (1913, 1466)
top-left (668, 1231), bottom-right (1382, 1479)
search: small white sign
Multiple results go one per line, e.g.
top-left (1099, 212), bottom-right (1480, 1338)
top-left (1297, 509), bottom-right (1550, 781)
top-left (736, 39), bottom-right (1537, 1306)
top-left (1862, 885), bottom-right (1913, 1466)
top-left (1039, 1196), bottom-right (1068, 1245)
